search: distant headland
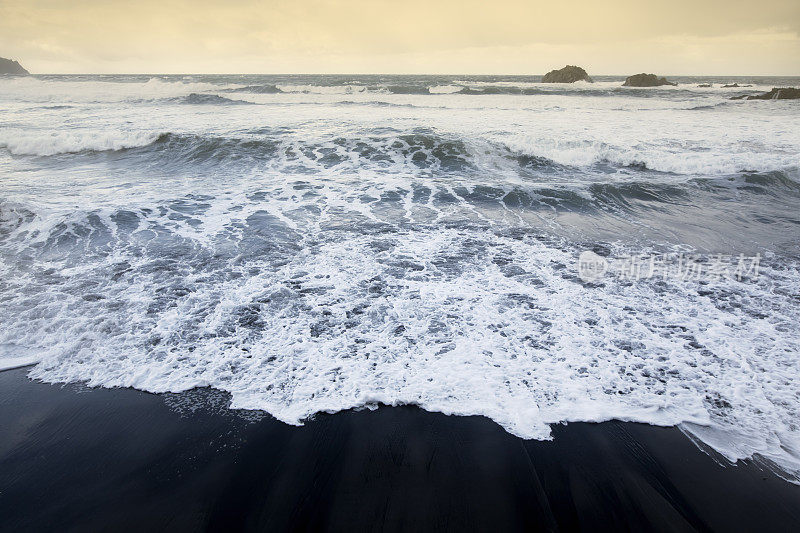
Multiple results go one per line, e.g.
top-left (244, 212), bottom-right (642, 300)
top-left (0, 57), bottom-right (29, 75)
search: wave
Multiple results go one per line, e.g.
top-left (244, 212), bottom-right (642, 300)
top-left (0, 76), bottom-right (233, 103)
top-left (458, 86), bottom-right (527, 95)
top-left (335, 100), bottom-right (417, 108)
top-left (686, 101), bottom-right (735, 111)
top-left (129, 132), bottom-right (280, 164)
top-left (595, 170), bottom-right (800, 202)
top-left (730, 170), bottom-right (800, 194)
top-left (7, 140), bottom-right (798, 223)
top-left (274, 84), bottom-right (369, 95)
top-left (0, 130), bottom-right (162, 156)
top-left (485, 171), bottom-right (800, 213)
top-left (5, 128), bottom-right (800, 190)
top-left (385, 85), bottom-right (431, 95)
top-left (2, 130), bottom-right (480, 173)
top-left (175, 93), bottom-right (254, 105)
top-left (227, 84), bottom-right (283, 94)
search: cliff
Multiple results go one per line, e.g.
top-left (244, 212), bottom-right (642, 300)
top-left (0, 57), bottom-right (29, 75)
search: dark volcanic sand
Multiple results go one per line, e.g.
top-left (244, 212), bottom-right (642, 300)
top-left (1, 367), bottom-right (798, 532)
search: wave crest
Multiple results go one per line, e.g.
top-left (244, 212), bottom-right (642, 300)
top-left (176, 93), bottom-right (253, 105)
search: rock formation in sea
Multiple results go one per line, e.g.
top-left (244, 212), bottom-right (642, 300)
top-left (622, 74), bottom-right (676, 87)
top-left (697, 84), bottom-right (712, 88)
top-left (730, 87), bottom-right (800, 100)
top-left (542, 65), bottom-right (593, 83)
top-left (0, 57), bottom-right (29, 75)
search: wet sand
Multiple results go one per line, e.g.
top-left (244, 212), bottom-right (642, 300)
top-left (1, 367), bottom-right (798, 532)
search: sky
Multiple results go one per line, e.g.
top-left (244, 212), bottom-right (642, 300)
top-left (1, 0), bottom-right (798, 75)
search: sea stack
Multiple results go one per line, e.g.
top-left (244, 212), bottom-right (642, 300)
top-left (542, 65), bottom-right (593, 83)
top-left (622, 73), bottom-right (676, 87)
top-left (731, 87), bottom-right (800, 100)
top-left (0, 57), bottom-right (29, 75)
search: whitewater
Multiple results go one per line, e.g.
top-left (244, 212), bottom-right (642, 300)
top-left (1, 74), bottom-right (799, 481)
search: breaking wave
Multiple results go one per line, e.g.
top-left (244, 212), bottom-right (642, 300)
top-left (1, 183), bottom-right (799, 483)
top-left (175, 93), bottom-right (254, 105)
top-left (227, 84), bottom-right (283, 94)
top-left (4, 128), bottom-right (799, 182)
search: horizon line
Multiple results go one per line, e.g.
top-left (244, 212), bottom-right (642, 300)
top-left (14, 72), bottom-right (800, 77)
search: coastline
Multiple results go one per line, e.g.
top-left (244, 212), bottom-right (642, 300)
top-left (1, 367), bottom-right (798, 532)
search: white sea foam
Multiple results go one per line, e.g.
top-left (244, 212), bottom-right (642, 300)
top-left (428, 85), bottom-right (463, 94)
top-left (0, 344), bottom-right (40, 371)
top-left (0, 76), bottom-right (230, 104)
top-left (1, 171), bottom-right (798, 481)
top-left (0, 130), bottom-right (162, 156)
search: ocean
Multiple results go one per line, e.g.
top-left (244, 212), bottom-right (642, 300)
top-left (1, 74), bottom-right (799, 481)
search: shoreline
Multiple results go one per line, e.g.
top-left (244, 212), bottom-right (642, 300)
top-left (1, 367), bottom-right (799, 531)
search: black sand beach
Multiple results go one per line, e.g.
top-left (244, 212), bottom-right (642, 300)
top-left (1, 367), bottom-right (798, 532)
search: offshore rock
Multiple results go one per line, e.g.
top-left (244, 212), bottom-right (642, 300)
top-left (542, 65), bottom-right (593, 83)
top-left (735, 87), bottom-right (800, 100)
top-left (623, 73), bottom-right (676, 87)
